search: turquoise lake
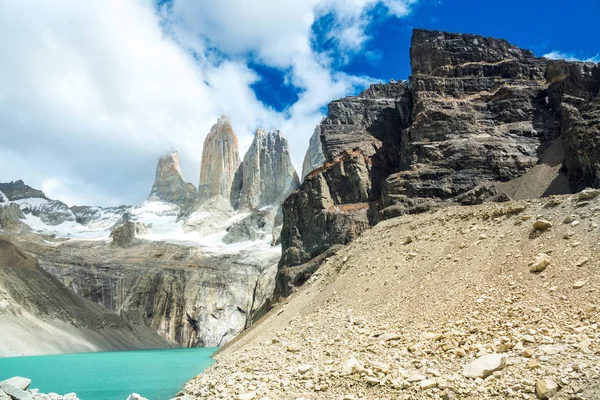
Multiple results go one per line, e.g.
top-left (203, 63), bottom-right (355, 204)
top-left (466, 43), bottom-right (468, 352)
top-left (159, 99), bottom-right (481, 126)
top-left (0, 348), bottom-right (217, 400)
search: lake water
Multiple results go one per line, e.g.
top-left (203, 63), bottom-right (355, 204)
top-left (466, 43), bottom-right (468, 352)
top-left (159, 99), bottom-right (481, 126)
top-left (0, 348), bottom-right (217, 400)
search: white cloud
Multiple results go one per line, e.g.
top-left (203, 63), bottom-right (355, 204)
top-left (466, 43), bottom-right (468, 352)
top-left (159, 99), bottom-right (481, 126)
top-left (0, 0), bottom-right (415, 206)
top-left (543, 51), bottom-right (600, 63)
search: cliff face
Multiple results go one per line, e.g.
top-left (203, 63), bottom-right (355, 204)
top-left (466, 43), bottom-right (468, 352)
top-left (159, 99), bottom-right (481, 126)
top-left (39, 239), bottom-right (278, 348)
top-left (231, 129), bottom-right (300, 211)
top-left (0, 238), bottom-right (170, 356)
top-left (301, 126), bottom-right (326, 179)
top-left (148, 152), bottom-right (197, 209)
top-left (198, 116), bottom-right (240, 202)
top-left (279, 28), bottom-right (599, 295)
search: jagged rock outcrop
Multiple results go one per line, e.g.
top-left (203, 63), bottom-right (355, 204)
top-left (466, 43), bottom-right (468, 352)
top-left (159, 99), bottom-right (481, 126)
top-left (0, 181), bottom-right (47, 201)
top-left (148, 152), bottom-right (197, 209)
top-left (198, 116), bottom-right (240, 203)
top-left (0, 181), bottom-right (74, 225)
top-left (546, 60), bottom-right (600, 190)
top-left (278, 151), bottom-right (371, 295)
top-left (280, 28), bottom-right (599, 296)
top-left (230, 129), bottom-right (299, 211)
top-left (377, 29), bottom-right (558, 219)
top-left (110, 221), bottom-right (149, 247)
top-left (301, 126), bottom-right (326, 179)
top-left (0, 204), bottom-right (27, 233)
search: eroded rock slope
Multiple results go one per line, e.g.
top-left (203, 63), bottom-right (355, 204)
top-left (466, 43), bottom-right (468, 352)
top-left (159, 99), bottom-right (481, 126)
top-left (278, 29), bottom-right (599, 296)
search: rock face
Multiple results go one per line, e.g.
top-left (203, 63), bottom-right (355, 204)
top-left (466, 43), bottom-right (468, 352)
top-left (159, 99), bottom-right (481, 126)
top-left (231, 129), bottom-right (299, 211)
top-left (546, 60), bottom-right (600, 190)
top-left (301, 126), bottom-right (326, 179)
top-left (198, 116), bottom-right (240, 202)
top-left (40, 240), bottom-right (278, 348)
top-left (110, 221), bottom-right (149, 247)
top-left (0, 239), bottom-right (169, 356)
top-left (280, 28), bottom-right (599, 296)
top-left (278, 151), bottom-right (371, 295)
top-left (148, 152), bottom-right (197, 209)
top-left (0, 204), bottom-right (27, 232)
top-left (0, 181), bottom-right (46, 201)
top-left (222, 210), bottom-right (275, 244)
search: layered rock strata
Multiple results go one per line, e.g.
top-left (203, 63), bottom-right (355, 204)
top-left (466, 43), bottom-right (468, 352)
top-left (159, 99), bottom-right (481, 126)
top-left (0, 238), bottom-right (170, 356)
top-left (278, 29), bottom-right (599, 295)
top-left (38, 239), bottom-right (278, 347)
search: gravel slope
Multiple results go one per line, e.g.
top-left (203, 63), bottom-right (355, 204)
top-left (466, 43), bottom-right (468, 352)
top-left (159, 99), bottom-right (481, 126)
top-left (187, 191), bottom-right (600, 399)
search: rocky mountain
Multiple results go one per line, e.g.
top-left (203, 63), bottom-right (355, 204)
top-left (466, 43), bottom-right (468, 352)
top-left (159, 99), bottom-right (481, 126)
top-left (197, 116), bottom-right (240, 203)
top-left (147, 152), bottom-right (197, 210)
top-left (0, 180), bottom-right (47, 201)
top-left (231, 129), bottom-right (299, 211)
top-left (301, 126), bottom-right (326, 179)
top-left (0, 238), bottom-right (170, 356)
top-left (278, 28), bottom-right (600, 296)
top-left (0, 115), bottom-right (298, 352)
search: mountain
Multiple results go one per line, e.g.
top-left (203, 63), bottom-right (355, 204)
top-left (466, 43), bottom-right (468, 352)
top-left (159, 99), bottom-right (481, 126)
top-left (301, 126), bottom-right (326, 180)
top-left (197, 116), bottom-right (240, 203)
top-left (148, 152), bottom-right (197, 210)
top-left (0, 238), bottom-right (170, 356)
top-left (278, 28), bottom-right (599, 296)
top-left (231, 129), bottom-right (300, 211)
top-left (0, 113), bottom-right (302, 353)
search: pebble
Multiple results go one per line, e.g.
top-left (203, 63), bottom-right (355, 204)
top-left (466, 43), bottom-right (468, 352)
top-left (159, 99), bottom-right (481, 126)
top-left (530, 253), bottom-right (552, 273)
top-left (573, 281), bottom-right (586, 289)
top-left (533, 220), bottom-right (553, 231)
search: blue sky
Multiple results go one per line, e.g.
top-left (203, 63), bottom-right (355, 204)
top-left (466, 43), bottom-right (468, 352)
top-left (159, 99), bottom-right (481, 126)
top-left (0, 0), bottom-right (597, 206)
top-left (255, 0), bottom-right (600, 111)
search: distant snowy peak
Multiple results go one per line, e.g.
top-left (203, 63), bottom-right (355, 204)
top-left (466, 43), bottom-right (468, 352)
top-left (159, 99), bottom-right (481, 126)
top-left (0, 190), bottom-right (7, 203)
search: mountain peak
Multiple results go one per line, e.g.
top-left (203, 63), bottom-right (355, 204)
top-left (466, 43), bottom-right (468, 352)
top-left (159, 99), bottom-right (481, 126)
top-left (198, 117), bottom-right (241, 201)
top-left (148, 151), bottom-right (197, 209)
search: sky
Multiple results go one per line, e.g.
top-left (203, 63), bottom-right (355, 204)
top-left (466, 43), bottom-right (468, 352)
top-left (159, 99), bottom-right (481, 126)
top-left (0, 0), bottom-right (598, 206)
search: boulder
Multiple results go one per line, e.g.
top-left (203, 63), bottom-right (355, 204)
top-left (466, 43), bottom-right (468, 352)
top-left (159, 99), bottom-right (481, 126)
top-left (0, 377), bottom-right (30, 391)
top-left (110, 221), bottom-right (149, 248)
top-left (462, 354), bottom-right (506, 378)
top-left (0, 383), bottom-right (32, 400)
top-left (530, 253), bottom-right (552, 273)
top-left (126, 394), bottom-right (148, 400)
top-left (535, 378), bottom-right (559, 399)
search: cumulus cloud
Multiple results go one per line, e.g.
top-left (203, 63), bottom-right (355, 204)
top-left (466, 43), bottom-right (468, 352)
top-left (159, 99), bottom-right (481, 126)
top-left (543, 51), bottom-right (600, 63)
top-left (0, 0), bottom-right (416, 206)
